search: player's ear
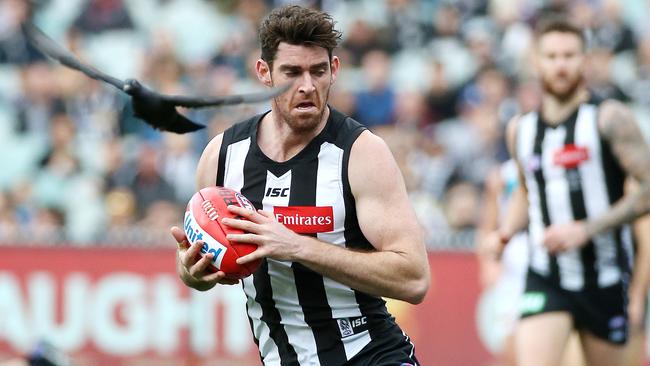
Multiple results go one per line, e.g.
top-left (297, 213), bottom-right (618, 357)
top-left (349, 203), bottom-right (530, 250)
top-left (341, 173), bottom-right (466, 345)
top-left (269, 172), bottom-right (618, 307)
top-left (330, 56), bottom-right (340, 85)
top-left (256, 59), bottom-right (273, 87)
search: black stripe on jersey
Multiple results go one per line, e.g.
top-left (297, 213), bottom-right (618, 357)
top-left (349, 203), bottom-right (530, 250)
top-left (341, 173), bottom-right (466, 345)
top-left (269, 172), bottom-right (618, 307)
top-left (339, 116), bottom-right (373, 251)
top-left (339, 115), bottom-right (393, 344)
top-left (534, 116), bottom-right (560, 283)
top-left (241, 150), bottom-right (299, 365)
top-left (289, 148), bottom-right (348, 366)
top-left (564, 108), bottom-right (598, 288)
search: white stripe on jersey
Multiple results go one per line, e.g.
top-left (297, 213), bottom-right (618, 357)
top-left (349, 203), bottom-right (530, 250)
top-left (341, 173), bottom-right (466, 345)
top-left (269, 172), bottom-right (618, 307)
top-left (316, 141), bottom-right (372, 359)
top-left (575, 105), bottom-right (621, 287)
top-left (517, 112), bottom-right (550, 276)
top-left (223, 138), bottom-right (281, 363)
top-left (224, 138), bottom-right (251, 190)
top-left (540, 124), bottom-right (584, 291)
top-left (261, 170), bottom-right (321, 365)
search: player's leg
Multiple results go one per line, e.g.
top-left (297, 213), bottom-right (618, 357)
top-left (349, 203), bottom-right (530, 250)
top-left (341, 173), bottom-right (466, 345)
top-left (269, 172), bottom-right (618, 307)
top-left (561, 332), bottom-right (586, 366)
top-left (621, 326), bottom-right (646, 366)
top-left (579, 330), bottom-right (626, 366)
top-left (515, 311), bottom-right (573, 366)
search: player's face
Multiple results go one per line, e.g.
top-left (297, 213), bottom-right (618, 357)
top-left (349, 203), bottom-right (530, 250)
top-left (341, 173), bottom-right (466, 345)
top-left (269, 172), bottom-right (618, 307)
top-left (537, 32), bottom-right (585, 101)
top-left (257, 42), bottom-right (339, 133)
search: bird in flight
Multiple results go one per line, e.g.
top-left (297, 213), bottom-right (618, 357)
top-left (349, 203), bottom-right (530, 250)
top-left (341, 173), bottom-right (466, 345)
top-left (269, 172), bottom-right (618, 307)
top-left (23, 23), bottom-right (289, 134)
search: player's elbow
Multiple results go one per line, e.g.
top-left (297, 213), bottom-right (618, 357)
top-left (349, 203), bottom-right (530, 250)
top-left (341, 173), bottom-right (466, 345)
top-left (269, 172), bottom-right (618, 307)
top-left (402, 272), bottom-right (430, 305)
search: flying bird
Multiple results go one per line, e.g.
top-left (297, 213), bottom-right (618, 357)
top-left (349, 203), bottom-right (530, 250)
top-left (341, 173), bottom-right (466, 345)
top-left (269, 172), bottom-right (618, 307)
top-left (22, 23), bottom-right (289, 134)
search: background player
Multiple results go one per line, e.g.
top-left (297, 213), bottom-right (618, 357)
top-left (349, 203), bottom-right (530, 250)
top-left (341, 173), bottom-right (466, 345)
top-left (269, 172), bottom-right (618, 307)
top-left (488, 17), bottom-right (650, 366)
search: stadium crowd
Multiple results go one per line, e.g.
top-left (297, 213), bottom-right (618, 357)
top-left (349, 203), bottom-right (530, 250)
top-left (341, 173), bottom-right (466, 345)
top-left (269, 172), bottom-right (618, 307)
top-left (0, 0), bottom-right (649, 247)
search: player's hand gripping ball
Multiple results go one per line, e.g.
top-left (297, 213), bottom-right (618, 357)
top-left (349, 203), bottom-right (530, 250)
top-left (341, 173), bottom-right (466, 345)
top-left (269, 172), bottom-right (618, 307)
top-left (184, 186), bottom-right (261, 279)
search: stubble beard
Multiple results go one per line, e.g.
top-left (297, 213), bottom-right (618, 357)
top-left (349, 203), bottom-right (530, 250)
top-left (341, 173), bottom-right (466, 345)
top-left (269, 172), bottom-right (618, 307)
top-left (274, 87), bottom-right (330, 135)
top-left (541, 73), bottom-right (584, 102)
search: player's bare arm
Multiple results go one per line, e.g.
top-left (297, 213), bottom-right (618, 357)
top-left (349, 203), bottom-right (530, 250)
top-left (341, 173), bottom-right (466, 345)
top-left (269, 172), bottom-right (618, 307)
top-left (590, 101), bottom-right (650, 234)
top-left (172, 133), bottom-right (239, 290)
top-left (501, 115), bottom-right (530, 238)
top-left (485, 115), bottom-right (529, 259)
top-left (226, 131), bottom-right (430, 304)
top-left (627, 180), bottom-right (650, 329)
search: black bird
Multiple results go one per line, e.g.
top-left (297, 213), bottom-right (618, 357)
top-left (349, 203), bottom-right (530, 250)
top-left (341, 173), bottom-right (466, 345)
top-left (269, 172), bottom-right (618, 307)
top-left (22, 23), bottom-right (290, 134)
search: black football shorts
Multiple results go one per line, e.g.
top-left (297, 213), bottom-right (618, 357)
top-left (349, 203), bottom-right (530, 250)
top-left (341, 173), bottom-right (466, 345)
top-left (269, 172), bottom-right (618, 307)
top-left (520, 270), bottom-right (629, 345)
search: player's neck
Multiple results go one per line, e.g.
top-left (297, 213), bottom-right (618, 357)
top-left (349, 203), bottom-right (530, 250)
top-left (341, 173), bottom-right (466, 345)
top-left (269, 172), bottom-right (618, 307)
top-left (258, 107), bottom-right (330, 162)
top-left (541, 87), bottom-right (589, 126)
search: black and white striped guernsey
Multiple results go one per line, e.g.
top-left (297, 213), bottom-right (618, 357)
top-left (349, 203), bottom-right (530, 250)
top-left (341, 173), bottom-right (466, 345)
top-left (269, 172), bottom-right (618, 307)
top-left (516, 101), bottom-right (634, 291)
top-left (216, 108), bottom-right (404, 365)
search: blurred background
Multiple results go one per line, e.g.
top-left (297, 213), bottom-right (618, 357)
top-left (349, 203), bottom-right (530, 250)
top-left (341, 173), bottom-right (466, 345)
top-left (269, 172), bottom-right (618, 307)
top-left (0, 0), bottom-right (649, 365)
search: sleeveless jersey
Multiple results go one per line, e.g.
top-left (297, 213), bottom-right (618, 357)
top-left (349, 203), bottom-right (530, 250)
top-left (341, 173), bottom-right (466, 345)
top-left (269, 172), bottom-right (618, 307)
top-left (216, 108), bottom-right (399, 365)
top-left (515, 101), bottom-right (634, 291)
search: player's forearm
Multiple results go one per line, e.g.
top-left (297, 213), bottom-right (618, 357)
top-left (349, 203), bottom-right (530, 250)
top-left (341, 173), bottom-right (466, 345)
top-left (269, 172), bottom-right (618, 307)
top-left (585, 183), bottom-right (650, 238)
top-left (630, 214), bottom-right (650, 296)
top-left (499, 185), bottom-right (529, 239)
top-left (293, 236), bottom-right (430, 304)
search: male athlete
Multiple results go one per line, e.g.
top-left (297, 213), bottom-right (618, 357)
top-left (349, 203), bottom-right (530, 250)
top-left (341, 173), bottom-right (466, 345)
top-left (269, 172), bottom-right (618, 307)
top-left (170, 5), bottom-right (430, 365)
top-left (487, 18), bottom-right (650, 366)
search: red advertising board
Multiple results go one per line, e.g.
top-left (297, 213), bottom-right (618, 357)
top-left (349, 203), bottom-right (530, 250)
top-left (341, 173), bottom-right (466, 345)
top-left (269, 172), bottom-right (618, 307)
top-left (0, 246), bottom-right (509, 365)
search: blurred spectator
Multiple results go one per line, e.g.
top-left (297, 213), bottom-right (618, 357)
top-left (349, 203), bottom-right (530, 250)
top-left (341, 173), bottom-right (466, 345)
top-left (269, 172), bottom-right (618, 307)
top-left (0, 0), bottom-right (44, 64)
top-left (382, 0), bottom-right (427, 53)
top-left (629, 37), bottom-right (650, 106)
top-left (585, 47), bottom-right (629, 102)
top-left (0, 191), bottom-right (18, 240)
top-left (353, 49), bottom-right (395, 127)
top-left (161, 133), bottom-right (200, 203)
top-left (340, 19), bottom-right (382, 67)
top-left (424, 59), bottom-right (460, 124)
top-left (129, 143), bottom-right (176, 218)
top-left (394, 89), bottom-right (431, 129)
top-left (462, 16), bottom-right (498, 70)
top-left (443, 181), bottom-right (481, 231)
top-left (14, 63), bottom-right (64, 137)
top-left (425, 2), bottom-right (462, 42)
top-left (105, 187), bottom-right (137, 229)
top-left (591, 0), bottom-right (637, 54)
top-left (72, 0), bottom-right (134, 34)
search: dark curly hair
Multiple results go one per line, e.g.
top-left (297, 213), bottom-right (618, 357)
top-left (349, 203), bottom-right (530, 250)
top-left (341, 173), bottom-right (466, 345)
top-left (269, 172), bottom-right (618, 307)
top-left (258, 5), bottom-right (342, 70)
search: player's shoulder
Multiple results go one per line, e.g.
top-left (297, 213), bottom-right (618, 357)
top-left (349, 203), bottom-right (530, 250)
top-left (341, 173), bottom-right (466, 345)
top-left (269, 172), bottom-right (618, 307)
top-left (324, 108), bottom-right (367, 149)
top-left (348, 129), bottom-right (400, 193)
top-left (596, 99), bottom-right (634, 137)
top-left (223, 112), bottom-right (266, 143)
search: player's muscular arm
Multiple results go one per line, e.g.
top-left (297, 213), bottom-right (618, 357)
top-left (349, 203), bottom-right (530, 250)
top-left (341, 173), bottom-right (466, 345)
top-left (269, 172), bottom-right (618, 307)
top-left (310, 131), bottom-right (430, 303)
top-left (228, 131), bottom-right (430, 304)
top-left (586, 100), bottom-right (650, 237)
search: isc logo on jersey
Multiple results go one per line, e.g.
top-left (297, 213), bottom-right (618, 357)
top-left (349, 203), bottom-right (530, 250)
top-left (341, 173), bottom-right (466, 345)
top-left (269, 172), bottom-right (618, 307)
top-left (265, 187), bottom-right (289, 198)
top-left (183, 211), bottom-right (227, 267)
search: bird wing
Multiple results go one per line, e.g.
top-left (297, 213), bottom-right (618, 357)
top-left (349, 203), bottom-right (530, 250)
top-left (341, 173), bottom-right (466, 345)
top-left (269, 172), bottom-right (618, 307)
top-left (22, 23), bottom-right (126, 90)
top-left (158, 83), bottom-right (291, 108)
top-left (164, 113), bottom-right (207, 133)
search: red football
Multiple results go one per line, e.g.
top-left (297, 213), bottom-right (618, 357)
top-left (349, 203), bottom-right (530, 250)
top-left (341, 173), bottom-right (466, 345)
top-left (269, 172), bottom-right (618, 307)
top-left (183, 186), bottom-right (261, 279)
